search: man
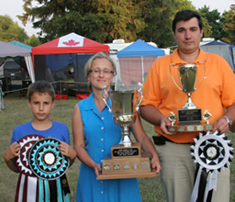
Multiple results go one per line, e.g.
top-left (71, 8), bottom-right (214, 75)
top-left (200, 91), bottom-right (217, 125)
top-left (140, 10), bottom-right (235, 202)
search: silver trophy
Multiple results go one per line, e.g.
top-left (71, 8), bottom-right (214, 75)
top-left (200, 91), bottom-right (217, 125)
top-left (102, 83), bottom-right (143, 146)
top-left (97, 83), bottom-right (156, 180)
top-left (168, 64), bottom-right (212, 132)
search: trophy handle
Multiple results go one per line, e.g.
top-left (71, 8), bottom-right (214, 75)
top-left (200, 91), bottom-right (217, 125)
top-left (102, 85), bottom-right (112, 112)
top-left (169, 64), bottom-right (183, 91)
top-left (194, 62), bottom-right (206, 91)
top-left (136, 82), bottom-right (143, 111)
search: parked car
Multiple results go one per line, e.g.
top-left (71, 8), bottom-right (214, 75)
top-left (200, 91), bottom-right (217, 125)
top-left (0, 59), bottom-right (21, 79)
top-left (0, 63), bottom-right (3, 77)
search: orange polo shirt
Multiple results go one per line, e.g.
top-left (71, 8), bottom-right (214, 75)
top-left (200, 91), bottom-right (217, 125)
top-left (141, 48), bottom-right (235, 143)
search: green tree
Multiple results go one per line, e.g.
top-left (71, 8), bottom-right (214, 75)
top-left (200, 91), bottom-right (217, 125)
top-left (140, 0), bottom-right (205, 48)
top-left (0, 15), bottom-right (28, 42)
top-left (19, 0), bottom-right (145, 43)
top-left (25, 34), bottom-right (41, 47)
top-left (199, 6), bottom-right (225, 40)
top-left (222, 5), bottom-right (235, 45)
top-left (139, 0), bottom-right (176, 48)
top-left (18, 0), bottom-right (214, 47)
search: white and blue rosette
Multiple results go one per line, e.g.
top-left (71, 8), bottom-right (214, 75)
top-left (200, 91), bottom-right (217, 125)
top-left (28, 137), bottom-right (71, 202)
top-left (28, 137), bottom-right (70, 180)
top-left (190, 131), bottom-right (234, 202)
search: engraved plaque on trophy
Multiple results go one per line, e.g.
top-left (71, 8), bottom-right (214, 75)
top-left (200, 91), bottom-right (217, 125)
top-left (167, 64), bottom-right (213, 132)
top-left (97, 83), bottom-right (156, 179)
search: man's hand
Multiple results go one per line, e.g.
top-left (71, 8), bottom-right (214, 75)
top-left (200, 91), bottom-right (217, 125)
top-left (160, 116), bottom-right (176, 135)
top-left (212, 117), bottom-right (230, 134)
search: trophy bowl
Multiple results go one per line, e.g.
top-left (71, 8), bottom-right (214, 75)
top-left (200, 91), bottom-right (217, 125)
top-left (102, 84), bottom-right (143, 146)
top-left (178, 64), bottom-right (197, 109)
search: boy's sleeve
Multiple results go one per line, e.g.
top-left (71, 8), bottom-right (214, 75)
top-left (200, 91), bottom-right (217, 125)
top-left (64, 125), bottom-right (70, 145)
top-left (10, 128), bottom-right (17, 145)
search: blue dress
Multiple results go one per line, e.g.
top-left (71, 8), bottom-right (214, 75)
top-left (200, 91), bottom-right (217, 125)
top-left (76, 93), bottom-right (141, 202)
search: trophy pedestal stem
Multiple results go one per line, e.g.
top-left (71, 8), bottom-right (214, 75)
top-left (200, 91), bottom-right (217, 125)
top-left (119, 125), bottom-right (132, 147)
top-left (119, 136), bottom-right (132, 147)
top-left (183, 95), bottom-right (197, 109)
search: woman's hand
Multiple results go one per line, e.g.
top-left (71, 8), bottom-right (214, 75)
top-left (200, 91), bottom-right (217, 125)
top-left (93, 162), bottom-right (102, 177)
top-left (151, 154), bottom-right (162, 174)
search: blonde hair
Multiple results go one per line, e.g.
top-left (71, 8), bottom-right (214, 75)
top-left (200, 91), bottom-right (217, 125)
top-left (84, 52), bottom-right (117, 92)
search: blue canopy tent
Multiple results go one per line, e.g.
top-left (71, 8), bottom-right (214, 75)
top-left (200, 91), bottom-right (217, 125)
top-left (200, 41), bottom-right (235, 72)
top-left (8, 40), bottom-right (32, 50)
top-left (117, 39), bottom-right (165, 88)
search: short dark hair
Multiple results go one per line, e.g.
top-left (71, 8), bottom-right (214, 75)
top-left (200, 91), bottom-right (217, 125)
top-left (27, 80), bottom-right (55, 101)
top-left (172, 10), bottom-right (203, 33)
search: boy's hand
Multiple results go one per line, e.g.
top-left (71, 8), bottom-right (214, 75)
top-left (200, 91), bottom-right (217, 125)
top-left (59, 141), bottom-right (76, 161)
top-left (4, 142), bottom-right (21, 172)
top-left (4, 142), bottom-right (21, 161)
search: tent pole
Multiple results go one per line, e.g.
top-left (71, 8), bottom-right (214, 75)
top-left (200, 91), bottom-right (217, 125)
top-left (60, 80), bottom-right (62, 112)
top-left (141, 56), bottom-right (144, 84)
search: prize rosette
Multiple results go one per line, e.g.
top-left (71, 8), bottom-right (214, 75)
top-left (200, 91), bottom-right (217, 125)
top-left (28, 137), bottom-right (70, 180)
top-left (190, 131), bottom-right (234, 202)
top-left (15, 135), bottom-right (44, 176)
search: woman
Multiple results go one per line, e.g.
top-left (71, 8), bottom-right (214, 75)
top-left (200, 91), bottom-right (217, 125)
top-left (72, 52), bottom-right (161, 202)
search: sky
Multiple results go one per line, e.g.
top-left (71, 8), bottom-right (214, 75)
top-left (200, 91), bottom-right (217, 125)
top-left (0, 0), bottom-right (234, 37)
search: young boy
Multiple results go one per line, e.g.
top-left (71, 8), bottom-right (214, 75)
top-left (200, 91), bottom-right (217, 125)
top-left (4, 80), bottom-right (76, 202)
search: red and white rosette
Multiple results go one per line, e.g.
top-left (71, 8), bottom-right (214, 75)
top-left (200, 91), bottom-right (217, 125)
top-left (15, 134), bottom-right (44, 176)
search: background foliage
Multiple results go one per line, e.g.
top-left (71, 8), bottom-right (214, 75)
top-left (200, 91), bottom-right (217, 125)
top-left (0, 0), bottom-right (234, 47)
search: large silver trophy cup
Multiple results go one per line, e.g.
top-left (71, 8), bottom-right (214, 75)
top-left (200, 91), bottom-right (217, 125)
top-left (168, 64), bottom-right (212, 132)
top-left (97, 83), bottom-right (156, 180)
top-left (102, 83), bottom-right (143, 147)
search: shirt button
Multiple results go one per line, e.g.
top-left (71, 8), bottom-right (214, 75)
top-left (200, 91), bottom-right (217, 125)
top-left (101, 191), bottom-right (103, 194)
top-left (102, 117), bottom-right (104, 120)
top-left (101, 181), bottom-right (103, 183)
top-left (101, 138), bottom-right (104, 141)
top-left (101, 127), bottom-right (104, 130)
top-left (101, 149), bottom-right (104, 152)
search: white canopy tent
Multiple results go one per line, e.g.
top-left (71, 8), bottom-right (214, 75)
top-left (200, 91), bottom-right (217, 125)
top-left (0, 41), bottom-right (35, 82)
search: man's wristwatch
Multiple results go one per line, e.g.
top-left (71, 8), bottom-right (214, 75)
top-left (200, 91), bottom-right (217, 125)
top-left (222, 116), bottom-right (232, 127)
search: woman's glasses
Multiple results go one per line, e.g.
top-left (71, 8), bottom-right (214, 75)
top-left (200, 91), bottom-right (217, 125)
top-left (89, 69), bottom-right (114, 75)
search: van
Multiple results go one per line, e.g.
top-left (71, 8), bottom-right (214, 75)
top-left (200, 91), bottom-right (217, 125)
top-left (0, 59), bottom-right (21, 79)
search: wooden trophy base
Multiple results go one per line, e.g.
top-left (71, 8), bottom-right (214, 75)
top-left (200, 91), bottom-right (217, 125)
top-left (167, 124), bottom-right (213, 133)
top-left (97, 143), bottom-right (156, 180)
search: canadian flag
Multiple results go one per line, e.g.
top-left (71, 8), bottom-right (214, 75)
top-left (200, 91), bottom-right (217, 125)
top-left (58, 33), bottom-right (84, 47)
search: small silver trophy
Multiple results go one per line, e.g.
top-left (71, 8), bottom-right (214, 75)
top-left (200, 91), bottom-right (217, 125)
top-left (168, 64), bottom-right (212, 132)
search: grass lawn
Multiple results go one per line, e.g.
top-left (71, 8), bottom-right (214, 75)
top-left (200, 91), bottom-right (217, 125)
top-left (0, 91), bottom-right (234, 201)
